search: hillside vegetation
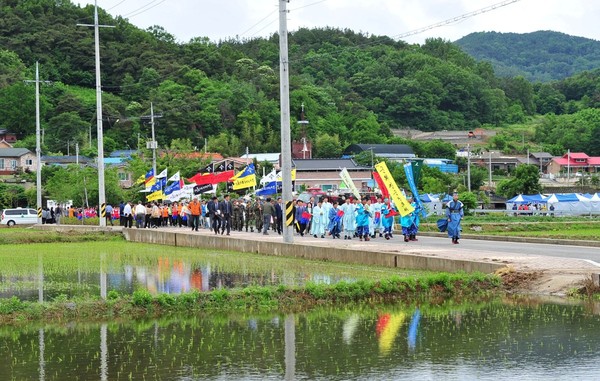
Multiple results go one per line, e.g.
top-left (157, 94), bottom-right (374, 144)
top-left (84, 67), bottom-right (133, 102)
top-left (0, 1), bottom-right (598, 164)
top-left (455, 31), bottom-right (600, 82)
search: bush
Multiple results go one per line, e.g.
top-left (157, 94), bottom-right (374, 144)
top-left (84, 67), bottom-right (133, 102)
top-left (0, 296), bottom-right (26, 314)
top-left (132, 290), bottom-right (153, 307)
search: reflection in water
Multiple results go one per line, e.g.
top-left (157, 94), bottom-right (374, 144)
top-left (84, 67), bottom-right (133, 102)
top-left (1, 255), bottom-right (364, 301)
top-left (376, 312), bottom-right (406, 355)
top-left (2, 299), bottom-right (600, 380)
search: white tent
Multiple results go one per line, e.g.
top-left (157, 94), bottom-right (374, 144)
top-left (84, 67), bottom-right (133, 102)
top-left (420, 194), bottom-right (443, 216)
top-left (546, 193), bottom-right (593, 215)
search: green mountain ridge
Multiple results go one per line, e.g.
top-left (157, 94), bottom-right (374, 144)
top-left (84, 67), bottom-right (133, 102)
top-left (0, 0), bottom-right (599, 164)
top-left (454, 30), bottom-right (600, 82)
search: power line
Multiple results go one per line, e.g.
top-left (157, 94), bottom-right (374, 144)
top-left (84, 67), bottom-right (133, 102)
top-left (122, 0), bottom-right (168, 19)
top-left (238, 8), bottom-right (278, 38)
top-left (392, 0), bottom-right (522, 40)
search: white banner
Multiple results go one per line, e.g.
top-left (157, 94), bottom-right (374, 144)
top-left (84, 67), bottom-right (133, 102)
top-left (167, 184), bottom-right (195, 202)
top-left (339, 168), bottom-right (361, 200)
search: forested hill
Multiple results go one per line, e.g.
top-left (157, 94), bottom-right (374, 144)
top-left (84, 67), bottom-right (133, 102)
top-left (454, 31), bottom-right (600, 82)
top-left (0, 0), bottom-right (599, 160)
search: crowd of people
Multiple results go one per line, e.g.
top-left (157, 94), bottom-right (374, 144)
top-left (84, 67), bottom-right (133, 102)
top-left (41, 191), bottom-right (463, 245)
top-left (114, 194), bottom-right (429, 243)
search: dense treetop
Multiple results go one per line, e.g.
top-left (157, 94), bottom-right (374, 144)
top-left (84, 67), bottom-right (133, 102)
top-left (454, 31), bottom-right (600, 82)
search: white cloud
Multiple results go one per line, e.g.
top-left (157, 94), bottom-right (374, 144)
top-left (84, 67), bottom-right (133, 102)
top-left (76, 0), bottom-right (600, 44)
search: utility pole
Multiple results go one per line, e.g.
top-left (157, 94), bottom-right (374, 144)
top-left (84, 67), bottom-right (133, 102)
top-left (467, 144), bottom-right (471, 192)
top-left (25, 62), bottom-right (51, 224)
top-left (150, 103), bottom-right (157, 178)
top-left (77, 0), bottom-right (114, 227)
top-left (279, 0), bottom-right (293, 244)
top-left (489, 151), bottom-right (493, 191)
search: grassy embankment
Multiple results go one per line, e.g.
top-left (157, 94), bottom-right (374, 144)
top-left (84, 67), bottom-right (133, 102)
top-left (419, 215), bottom-right (600, 241)
top-left (0, 229), bottom-right (502, 325)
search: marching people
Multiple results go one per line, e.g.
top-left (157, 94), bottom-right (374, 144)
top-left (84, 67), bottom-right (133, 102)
top-left (253, 199), bottom-right (263, 234)
top-left (294, 199), bottom-right (308, 236)
top-left (311, 199), bottom-right (326, 238)
top-left (355, 198), bottom-right (371, 241)
top-left (328, 200), bottom-right (342, 239)
top-left (274, 197), bottom-right (283, 235)
top-left (189, 197), bottom-right (202, 231)
top-left (261, 197), bottom-right (275, 235)
top-left (219, 194), bottom-right (233, 235)
top-left (370, 196), bottom-right (384, 238)
top-left (400, 195), bottom-right (419, 242)
top-left (446, 192), bottom-right (464, 244)
top-left (381, 198), bottom-right (395, 240)
top-left (341, 198), bottom-right (356, 240)
top-left (134, 201), bottom-right (146, 229)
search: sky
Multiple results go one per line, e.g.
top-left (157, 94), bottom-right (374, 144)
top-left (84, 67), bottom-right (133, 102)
top-left (74, 0), bottom-right (600, 45)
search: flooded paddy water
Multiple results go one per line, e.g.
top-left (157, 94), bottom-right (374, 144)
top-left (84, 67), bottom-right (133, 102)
top-left (1, 242), bottom-right (600, 380)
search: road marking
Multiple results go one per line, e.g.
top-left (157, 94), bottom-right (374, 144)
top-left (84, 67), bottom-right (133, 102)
top-left (581, 259), bottom-right (600, 268)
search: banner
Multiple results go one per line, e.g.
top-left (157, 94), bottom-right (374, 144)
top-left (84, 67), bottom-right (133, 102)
top-left (276, 168), bottom-right (296, 181)
top-left (260, 169), bottom-right (277, 184)
top-left (200, 163), bottom-right (214, 174)
top-left (187, 170), bottom-right (234, 185)
top-left (164, 179), bottom-right (181, 195)
top-left (339, 168), bottom-right (361, 200)
top-left (134, 174), bottom-right (145, 185)
top-left (372, 171), bottom-right (390, 199)
top-left (145, 168), bottom-right (155, 187)
top-left (404, 163), bottom-right (427, 218)
top-left (167, 184), bottom-right (195, 202)
top-left (193, 183), bottom-right (214, 195)
top-left (411, 160), bottom-right (422, 187)
top-left (256, 181), bottom-right (281, 196)
top-left (232, 163), bottom-right (256, 190)
top-left (146, 190), bottom-right (164, 202)
top-left (156, 168), bottom-right (168, 179)
top-left (374, 162), bottom-right (414, 216)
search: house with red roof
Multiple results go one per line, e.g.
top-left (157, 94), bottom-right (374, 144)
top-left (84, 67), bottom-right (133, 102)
top-left (548, 152), bottom-right (600, 175)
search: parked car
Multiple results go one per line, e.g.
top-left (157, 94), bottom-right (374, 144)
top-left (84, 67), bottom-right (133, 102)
top-left (0, 208), bottom-right (38, 226)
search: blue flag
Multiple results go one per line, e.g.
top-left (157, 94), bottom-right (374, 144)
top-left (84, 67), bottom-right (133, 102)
top-left (404, 163), bottom-right (427, 218)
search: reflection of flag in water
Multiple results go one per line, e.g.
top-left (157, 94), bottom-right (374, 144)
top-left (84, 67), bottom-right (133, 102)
top-left (376, 312), bottom-right (406, 355)
top-left (333, 209), bottom-right (344, 224)
top-left (407, 309), bottom-right (421, 351)
top-left (343, 314), bottom-right (360, 345)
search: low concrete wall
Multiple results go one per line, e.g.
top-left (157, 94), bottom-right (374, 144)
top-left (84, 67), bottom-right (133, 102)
top-left (123, 229), bottom-right (503, 274)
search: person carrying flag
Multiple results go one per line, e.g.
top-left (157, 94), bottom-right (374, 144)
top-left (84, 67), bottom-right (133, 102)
top-left (328, 201), bottom-right (342, 239)
top-left (381, 198), bottom-right (397, 240)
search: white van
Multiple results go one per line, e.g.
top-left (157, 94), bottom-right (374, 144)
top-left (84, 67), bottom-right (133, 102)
top-left (0, 208), bottom-right (39, 226)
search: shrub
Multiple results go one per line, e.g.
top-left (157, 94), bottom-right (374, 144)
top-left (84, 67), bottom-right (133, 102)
top-left (132, 290), bottom-right (153, 307)
top-left (0, 296), bottom-right (26, 314)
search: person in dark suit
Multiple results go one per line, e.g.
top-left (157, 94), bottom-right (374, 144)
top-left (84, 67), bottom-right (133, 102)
top-left (274, 197), bottom-right (283, 234)
top-left (207, 196), bottom-right (220, 234)
top-left (219, 194), bottom-right (233, 235)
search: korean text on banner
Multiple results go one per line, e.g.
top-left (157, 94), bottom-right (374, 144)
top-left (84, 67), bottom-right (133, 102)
top-left (339, 168), bottom-right (361, 200)
top-left (374, 162), bottom-right (414, 216)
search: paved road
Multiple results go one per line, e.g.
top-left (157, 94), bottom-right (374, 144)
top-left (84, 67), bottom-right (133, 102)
top-left (378, 234), bottom-right (600, 264)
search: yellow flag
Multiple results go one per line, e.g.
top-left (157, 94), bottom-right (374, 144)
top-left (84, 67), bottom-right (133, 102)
top-left (276, 168), bottom-right (296, 181)
top-left (232, 174), bottom-right (256, 190)
top-left (146, 190), bottom-right (164, 201)
top-left (134, 174), bottom-right (145, 185)
top-left (374, 161), bottom-right (414, 216)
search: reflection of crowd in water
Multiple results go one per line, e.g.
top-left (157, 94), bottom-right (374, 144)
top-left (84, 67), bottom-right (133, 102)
top-left (112, 258), bottom-right (350, 295)
top-left (114, 193), bottom-right (423, 243)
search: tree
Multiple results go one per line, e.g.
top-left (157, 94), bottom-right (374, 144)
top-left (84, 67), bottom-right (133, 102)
top-left (496, 164), bottom-right (542, 198)
top-left (314, 133), bottom-right (342, 158)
